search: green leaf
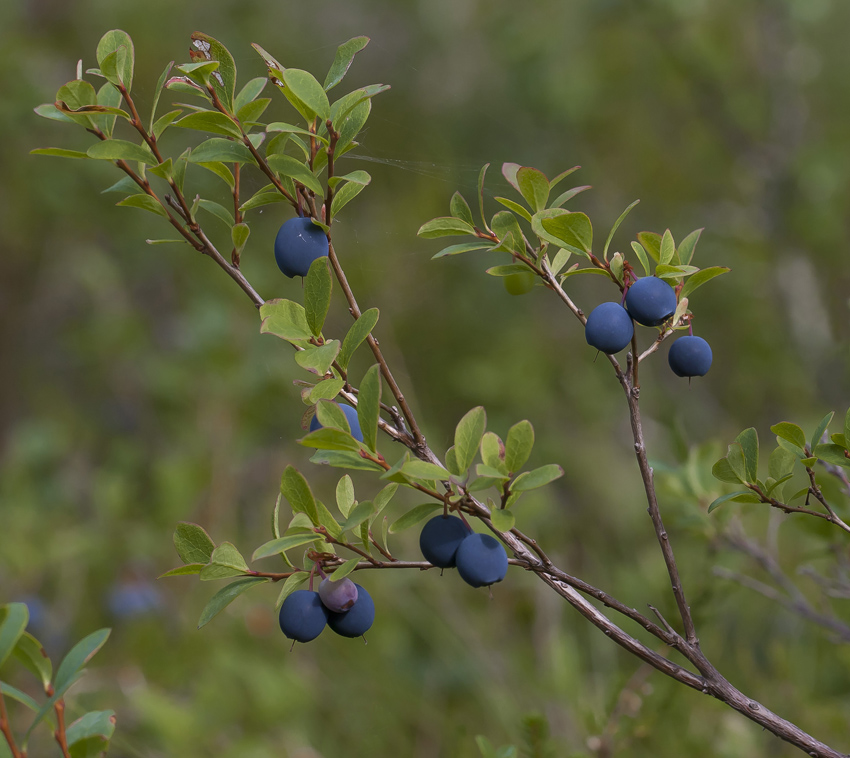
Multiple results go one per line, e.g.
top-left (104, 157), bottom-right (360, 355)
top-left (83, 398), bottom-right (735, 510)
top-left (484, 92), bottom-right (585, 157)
top-left (549, 248), bottom-right (573, 276)
top-left (152, 109), bottom-right (183, 140)
top-left (490, 509), bottom-right (515, 531)
top-left (511, 464), bottom-right (564, 492)
top-left (34, 102), bottom-right (79, 124)
top-left (325, 558), bottom-right (359, 583)
top-left (326, 484), bottom-right (352, 529)
top-left (331, 176), bottom-right (370, 217)
top-left (708, 491), bottom-right (752, 513)
top-left (341, 501), bottom-right (376, 532)
top-left (455, 407), bottom-right (487, 475)
top-left (768, 446), bottom-right (797, 482)
top-left (516, 166), bottom-right (549, 212)
top-left (87, 139), bottom-right (156, 165)
top-left (200, 542), bottom-right (249, 580)
top-left (174, 111), bottom-right (242, 138)
top-left (540, 210), bottom-right (593, 253)
top-left (338, 308), bottom-right (379, 370)
top-left (197, 577), bottom-right (267, 629)
top-left (505, 420), bottom-right (534, 474)
top-left (304, 258), bottom-right (333, 337)
top-left (232, 78), bottom-right (266, 113)
top-left (283, 68), bottom-right (330, 121)
top-left (477, 163), bottom-right (490, 231)
top-left (335, 99), bottom-right (372, 154)
top-left (295, 340), bottom-right (341, 376)
top-left (190, 32), bottom-right (237, 111)
top-left (678, 266), bottom-right (730, 299)
top-left (401, 460), bottom-right (451, 481)
top-left (309, 378), bottom-right (345, 404)
top-left (481, 432), bottom-right (506, 473)
top-left (196, 198), bottom-right (234, 227)
top-left (13, 631), bottom-right (52, 688)
top-left (677, 228), bottom-right (703, 265)
top-left (485, 264), bottom-right (530, 277)
top-left (66, 709), bottom-right (116, 752)
top-left (418, 217), bottom-right (476, 238)
top-left (726, 443), bottom-right (748, 483)
top-left (54, 629), bottom-right (110, 693)
top-left (300, 426), bottom-right (362, 452)
top-left (812, 411), bottom-right (835, 448)
top-left (281, 466), bottom-right (319, 524)
top-left (116, 194), bottom-right (168, 218)
top-left (736, 428), bottom-right (759, 483)
top-left (358, 365), bottom-right (382, 453)
top-left (231, 223), bottom-right (250, 259)
top-left (187, 138), bottom-right (256, 165)
top-left (240, 188), bottom-right (286, 212)
top-left (266, 154), bottom-right (323, 195)
top-left (475, 464), bottom-right (511, 480)
top-left (431, 242), bottom-right (492, 259)
top-left (659, 229), bottom-right (677, 265)
top-left (389, 503), bottom-right (443, 534)
top-left (97, 30), bottom-right (134, 89)
top-left (1, 682), bottom-right (44, 716)
top-left (328, 169), bottom-right (370, 188)
top-left (844, 407), bottom-right (850, 448)
top-left (174, 522), bottom-right (215, 564)
top-left (158, 564), bottom-right (205, 578)
top-left (770, 422), bottom-right (807, 450)
top-left (603, 199), bottom-right (639, 261)
top-left (148, 61), bottom-right (174, 132)
top-left (31, 147), bottom-right (90, 159)
top-left (237, 97), bottom-right (271, 126)
top-left (636, 231), bottom-right (661, 262)
top-left (260, 299), bottom-right (311, 342)
top-left (275, 573), bottom-right (310, 610)
top-left (712, 457), bottom-right (744, 484)
top-left (490, 211), bottom-right (526, 254)
top-left (777, 438), bottom-right (807, 459)
top-left (450, 191), bottom-right (475, 226)
top-left (324, 37), bottom-right (370, 90)
top-left (495, 197), bottom-right (533, 223)
top-left (253, 534), bottom-right (321, 561)
top-left (310, 449), bottom-right (383, 471)
top-left (630, 241), bottom-right (650, 276)
top-left (467, 476), bottom-right (504, 492)
top-left (550, 185), bottom-right (591, 208)
top-left (147, 158), bottom-right (173, 181)
top-left (813, 444), bottom-right (850, 468)
top-left (655, 264), bottom-right (700, 282)
top-left (0, 603), bottom-right (29, 670)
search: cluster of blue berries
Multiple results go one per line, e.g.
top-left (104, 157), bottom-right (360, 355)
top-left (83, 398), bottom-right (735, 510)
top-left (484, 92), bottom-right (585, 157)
top-left (584, 276), bottom-right (712, 378)
top-left (419, 515), bottom-right (509, 588)
top-left (279, 577), bottom-right (375, 644)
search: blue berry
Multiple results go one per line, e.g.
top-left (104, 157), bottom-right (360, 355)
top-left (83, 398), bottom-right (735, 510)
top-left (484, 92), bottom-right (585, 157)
top-left (327, 584), bottom-right (375, 638)
top-left (668, 335), bottom-right (712, 377)
top-left (278, 590), bottom-right (329, 643)
top-left (625, 277), bottom-right (677, 327)
top-left (274, 217), bottom-right (329, 278)
top-left (455, 533), bottom-right (509, 588)
top-left (585, 302), bottom-right (634, 354)
top-left (310, 403), bottom-right (364, 443)
top-left (419, 515), bottom-right (471, 568)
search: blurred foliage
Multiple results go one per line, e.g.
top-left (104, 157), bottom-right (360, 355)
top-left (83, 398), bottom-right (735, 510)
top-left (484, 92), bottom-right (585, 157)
top-left (1, 0), bottom-right (849, 756)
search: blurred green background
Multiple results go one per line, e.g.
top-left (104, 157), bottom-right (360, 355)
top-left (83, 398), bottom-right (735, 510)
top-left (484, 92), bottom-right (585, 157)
top-left (2, 0), bottom-right (849, 756)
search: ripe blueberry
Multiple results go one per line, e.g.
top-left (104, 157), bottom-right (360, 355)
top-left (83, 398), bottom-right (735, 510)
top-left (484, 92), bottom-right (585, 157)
top-left (419, 515), bottom-right (471, 568)
top-left (625, 277), bottom-right (677, 326)
top-left (668, 335), bottom-right (712, 377)
top-left (278, 589), bottom-right (330, 643)
top-left (455, 533), bottom-right (509, 588)
top-left (327, 584), bottom-right (375, 638)
top-left (585, 302), bottom-right (634, 354)
top-left (310, 403), bottom-right (364, 443)
top-left (503, 271), bottom-right (535, 296)
top-left (274, 217), bottom-right (329, 278)
top-left (318, 576), bottom-right (359, 613)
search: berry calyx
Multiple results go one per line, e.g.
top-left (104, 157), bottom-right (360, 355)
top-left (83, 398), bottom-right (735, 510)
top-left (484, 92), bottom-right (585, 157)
top-left (274, 217), bottom-right (329, 278)
top-left (585, 302), bottom-right (634, 354)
